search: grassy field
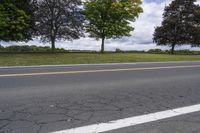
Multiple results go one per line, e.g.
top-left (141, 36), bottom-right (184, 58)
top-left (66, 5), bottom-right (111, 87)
top-left (0, 53), bottom-right (200, 66)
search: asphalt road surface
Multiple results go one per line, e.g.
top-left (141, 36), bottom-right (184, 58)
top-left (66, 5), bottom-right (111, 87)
top-left (0, 62), bottom-right (200, 133)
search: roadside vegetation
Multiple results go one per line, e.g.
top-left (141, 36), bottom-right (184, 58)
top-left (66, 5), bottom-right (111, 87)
top-left (1, 0), bottom-right (200, 67)
top-left (0, 0), bottom-right (143, 52)
top-left (0, 53), bottom-right (200, 66)
top-left (2, 0), bottom-right (200, 53)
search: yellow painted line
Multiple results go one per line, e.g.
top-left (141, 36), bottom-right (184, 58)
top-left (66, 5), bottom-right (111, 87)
top-left (0, 65), bottom-right (200, 77)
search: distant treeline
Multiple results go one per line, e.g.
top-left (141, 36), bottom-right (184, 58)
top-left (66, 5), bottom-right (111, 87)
top-left (147, 49), bottom-right (200, 55)
top-left (0, 45), bottom-right (199, 55)
top-left (115, 48), bottom-right (200, 55)
top-left (0, 45), bottom-right (66, 53)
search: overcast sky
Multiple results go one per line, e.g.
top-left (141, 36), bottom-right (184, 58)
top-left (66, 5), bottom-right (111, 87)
top-left (2, 0), bottom-right (200, 51)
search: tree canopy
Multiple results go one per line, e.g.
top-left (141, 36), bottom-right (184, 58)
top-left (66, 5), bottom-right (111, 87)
top-left (34, 0), bottom-right (84, 51)
top-left (84, 0), bottom-right (143, 52)
top-left (0, 0), bottom-right (33, 42)
top-left (153, 0), bottom-right (200, 53)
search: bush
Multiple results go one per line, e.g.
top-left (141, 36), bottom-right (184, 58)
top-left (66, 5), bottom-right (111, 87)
top-left (148, 49), bottom-right (164, 54)
top-left (115, 48), bottom-right (124, 53)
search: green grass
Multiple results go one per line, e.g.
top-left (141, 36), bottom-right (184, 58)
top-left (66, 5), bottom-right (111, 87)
top-left (0, 53), bottom-right (200, 66)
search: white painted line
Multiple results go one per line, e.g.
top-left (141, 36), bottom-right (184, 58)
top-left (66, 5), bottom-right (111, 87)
top-left (51, 104), bottom-right (200, 133)
top-left (0, 61), bottom-right (200, 69)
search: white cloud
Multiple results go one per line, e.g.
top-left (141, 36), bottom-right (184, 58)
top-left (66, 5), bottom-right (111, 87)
top-left (1, 0), bottom-right (200, 51)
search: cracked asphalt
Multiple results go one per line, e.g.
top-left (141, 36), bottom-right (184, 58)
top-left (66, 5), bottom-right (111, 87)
top-left (105, 111), bottom-right (200, 133)
top-left (0, 62), bottom-right (200, 133)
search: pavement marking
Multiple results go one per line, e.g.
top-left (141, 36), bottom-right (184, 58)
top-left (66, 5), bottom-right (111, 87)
top-left (51, 104), bottom-right (200, 133)
top-left (0, 61), bottom-right (200, 69)
top-left (0, 65), bottom-right (200, 77)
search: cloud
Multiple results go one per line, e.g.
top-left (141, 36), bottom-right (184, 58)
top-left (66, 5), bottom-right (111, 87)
top-left (1, 0), bottom-right (200, 51)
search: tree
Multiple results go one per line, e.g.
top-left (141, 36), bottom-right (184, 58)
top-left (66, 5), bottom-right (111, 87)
top-left (34, 0), bottom-right (84, 52)
top-left (190, 5), bottom-right (200, 47)
top-left (153, 0), bottom-right (200, 54)
top-left (84, 0), bottom-right (143, 53)
top-left (0, 0), bottom-right (33, 42)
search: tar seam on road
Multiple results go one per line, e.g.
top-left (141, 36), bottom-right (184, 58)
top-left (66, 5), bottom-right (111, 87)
top-left (51, 104), bottom-right (200, 133)
top-left (0, 65), bottom-right (200, 77)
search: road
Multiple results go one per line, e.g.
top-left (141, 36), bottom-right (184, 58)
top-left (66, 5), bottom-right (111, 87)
top-left (0, 62), bottom-right (200, 133)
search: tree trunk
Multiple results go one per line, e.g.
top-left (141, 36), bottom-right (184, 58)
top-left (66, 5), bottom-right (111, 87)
top-left (101, 36), bottom-right (105, 53)
top-left (51, 37), bottom-right (55, 52)
top-left (171, 43), bottom-right (176, 54)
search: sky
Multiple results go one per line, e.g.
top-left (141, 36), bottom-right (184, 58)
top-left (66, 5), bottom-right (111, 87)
top-left (1, 0), bottom-right (200, 51)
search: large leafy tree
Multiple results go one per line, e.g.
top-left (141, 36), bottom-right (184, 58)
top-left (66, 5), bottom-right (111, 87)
top-left (153, 0), bottom-right (200, 53)
top-left (84, 0), bottom-right (143, 53)
top-left (0, 0), bottom-right (33, 42)
top-left (34, 0), bottom-right (84, 52)
top-left (191, 5), bottom-right (200, 47)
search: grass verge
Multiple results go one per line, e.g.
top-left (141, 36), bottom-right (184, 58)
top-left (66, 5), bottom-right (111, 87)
top-left (0, 53), bottom-right (200, 66)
